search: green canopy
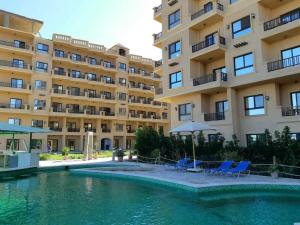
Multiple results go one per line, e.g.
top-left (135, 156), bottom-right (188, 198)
top-left (0, 122), bottom-right (51, 134)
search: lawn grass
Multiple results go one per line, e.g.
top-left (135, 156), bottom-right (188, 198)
top-left (40, 150), bottom-right (133, 161)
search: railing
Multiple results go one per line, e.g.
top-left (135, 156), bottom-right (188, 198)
top-left (53, 70), bottom-right (66, 76)
top-left (52, 107), bottom-right (66, 113)
top-left (127, 130), bottom-right (136, 134)
top-left (155, 60), bottom-right (163, 67)
top-left (264, 9), bottom-right (300, 31)
top-left (54, 52), bottom-right (68, 58)
top-left (193, 72), bottom-right (227, 86)
top-left (68, 109), bottom-right (84, 114)
top-left (69, 91), bottom-right (85, 97)
top-left (204, 112), bottom-right (225, 121)
top-left (0, 60), bottom-right (29, 69)
top-left (154, 4), bottom-right (162, 14)
top-left (0, 82), bottom-right (26, 89)
top-left (85, 128), bottom-right (96, 132)
top-left (70, 56), bottom-right (86, 63)
top-left (53, 89), bottom-right (66, 94)
top-left (49, 127), bottom-right (62, 132)
top-left (191, 3), bottom-right (224, 20)
top-left (267, 55), bottom-right (300, 72)
top-left (102, 128), bottom-right (111, 133)
top-left (67, 128), bottom-right (80, 132)
top-left (281, 107), bottom-right (300, 117)
top-left (192, 36), bottom-right (225, 53)
top-left (153, 73), bottom-right (161, 79)
top-left (0, 40), bottom-right (30, 50)
top-left (103, 62), bottom-right (116, 69)
top-left (69, 74), bottom-right (85, 79)
top-left (0, 104), bottom-right (27, 109)
top-left (153, 32), bottom-right (162, 41)
top-left (156, 88), bottom-right (163, 95)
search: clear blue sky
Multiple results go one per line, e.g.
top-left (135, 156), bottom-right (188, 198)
top-left (1, 0), bottom-right (162, 60)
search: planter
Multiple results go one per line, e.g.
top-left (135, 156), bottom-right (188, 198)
top-left (118, 156), bottom-right (123, 162)
top-left (271, 172), bottom-right (278, 179)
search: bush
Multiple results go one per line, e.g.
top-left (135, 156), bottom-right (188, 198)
top-left (150, 148), bottom-right (160, 159)
top-left (62, 147), bottom-right (70, 156)
top-left (40, 153), bottom-right (51, 161)
top-left (135, 126), bottom-right (160, 156)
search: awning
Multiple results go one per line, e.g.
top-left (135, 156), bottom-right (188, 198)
top-left (0, 122), bottom-right (51, 134)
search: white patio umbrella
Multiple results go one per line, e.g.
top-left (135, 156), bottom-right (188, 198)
top-left (169, 121), bottom-right (217, 170)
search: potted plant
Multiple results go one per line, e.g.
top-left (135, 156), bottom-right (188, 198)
top-left (269, 165), bottom-right (279, 179)
top-left (62, 147), bottom-right (70, 160)
top-left (116, 149), bottom-right (125, 162)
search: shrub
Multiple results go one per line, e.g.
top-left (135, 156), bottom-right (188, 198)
top-left (150, 148), bottom-right (160, 159)
top-left (135, 126), bottom-right (160, 156)
top-left (40, 153), bottom-right (51, 161)
top-left (62, 147), bottom-right (70, 156)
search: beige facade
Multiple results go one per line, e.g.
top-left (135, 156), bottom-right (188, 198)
top-left (153, 0), bottom-right (300, 145)
top-left (0, 10), bottom-right (169, 152)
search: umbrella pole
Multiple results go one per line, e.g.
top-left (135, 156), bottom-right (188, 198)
top-left (192, 132), bottom-right (196, 169)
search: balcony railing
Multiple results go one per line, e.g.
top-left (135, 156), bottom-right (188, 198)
top-left (0, 60), bottom-right (29, 69)
top-left (264, 9), bottom-right (300, 31)
top-left (0, 103), bottom-right (27, 109)
top-left (281, 107), bottom-right (300, 117)
top-left (102, 128), bottom-right (111, 133)
top-left (193, 72), bottom-right (227, 86)
top-left (153, 32), bottom-right (162, 41)
top-left (69, 91), bottom-right (85, 97)
top-left (68, 109), bottom-right (84, 114)
top-left (85, 128), bottom-right (97, 132)
top-left (267, 55), bottom-right (300, 72)
top-left (192, 36), bottom-right (225, 53)
top-left (191, 3), bottom-right (224, 20)
top-left (127, 130), bottom-right (136, 134)
top-left (154, 4), bottom-right (162, 14)
top-left (155, 60), bottom-right (163, 68)
top-left (204, 112), bottom-right (225, 121)
top-left (53, 70), bottom-right (66, 76)
top-left (70, 56), bottom-right (86, 63)
top-left (0, 40), bottom-right (31, 50)
top-left (53, 89), bottom-right (66, 94)
top-left (52, 107), bottom-right (66, 113)
top-left (49, 127), bottom-right (62, 132)
top-left (69, 74), bottom-right (85, 79)
top-left (0, 82), bottom-right (26, 89)
top-left (67, 128), bottom-right (80, 132)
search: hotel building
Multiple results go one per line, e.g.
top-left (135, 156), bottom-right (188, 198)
top-left (0, 10), bottom-right (169, 152)
top-left (153, 0), bottom-right (300, 145)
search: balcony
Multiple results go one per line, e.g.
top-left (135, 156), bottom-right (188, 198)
top-left (128, 69), bottom-right (152, 79)
top-left (0, 40), bottom-right (33, 55)
top-left (258, 0), bottom-right (290, 9)
top-left (267, 55), bottom-right (300, 72)
top-left (193, 72), bottom-right (227, 88)
top-left (0, 82), bottom-right (31, 94)
top-left (0, 60), bottom-right (32, 74)
top-left (204, 112), bottom-right (225, 122)
top-left (85, 128), bottom-right (97, 132)
top-left (0, 103), bottom-right (30, 114)
top-left (153, 4), bottom-right (162, 22)
top-left (102, 128), bottom-right (111, 133)
top-left (262, 9), bottom-right (300, 43)
top-left (128, 83), bottom-right (154, 93)
top-left (191, 35), bottom-right (226, 62)
top-left (190, 2), bottom-right (224, 30)
top-left (67, 128), bottom-right (81, 133)
top-left (153, 32), bottom-right (163, 48)
top-left (49, 127), bottom-right (62, 132)
top-left (281, 107), bottom-right (300, 117)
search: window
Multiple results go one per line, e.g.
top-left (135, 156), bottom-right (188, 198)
top-left (89, 57), bottom-right (97, 65)
top-left (216, 100), bottom-right (228, 113)
top-left (103, 61), bottom-right (113, 68)
top-left (244, 95), bottom-right (265, 116)
top-left (291, 92), bottom-right (300, 109)
top-left (14, 40), bottom-right (25, 49)
top-left (37, 43), bottom-right (49, 54)
top-left (179, 103), bottom-right (192, 121)
top-left (119, 78), bottom-right (127, 86)
top-left (31, 139), bottom-right (42, 150)
top-left (6, 139), bottom-right (19, 150)
top-left (8, 118), bottom-right (21, 125)
top-left (35, 80), bottom-right (47, 90)
top-left (204, 2), bottom-right (213, 13)
top-left (34, 99), bottom-right (46, 110)
top-left (49, 121), bottom-right (60, 129)
top-left (128, 67), bottom-right (136, 73)
top-left (71, 70), bottom-right (81, 78)
top-left (281, 46), bottom-right (300, 68)
top-left (11, 78), bottom-right (23, 89)
top-left (10, 98), bottom-right (22, 109)
top-left (232, 16), bottom-right (251, 39)
top-left (87, 73), bottom-right (97, 81)
top-left (71, 54), bottom-right (81, 61)
top-left (116, 124), bottom-right (124, 132)
top-left (119, 63), bottom-right (127, 72)
top-left (290, 133), bottom-right (300, 141)
top-left (169, 41), bottom-right (181, 59)
top-left (229, 0), bottom-right (238, 4)
top-left (169, 10), bottom-right (180, 29)
top-left (246, 134), bottom-right (265, 146)
top-left (32, 120), bottom-right (43, 128)
top-left (54, 67), bottom-right (65, 75)
top-left (55, 49), bottom-right (65, 57)
top-left (119, 108), bottom-right (127, 116)
top-left (36, 62), bottom-right (48, 72)
top-left (169, 71), bottom-right (182, 89)
top-left (234, 53), bottom-right (254, 76)
top-left (118, 93), bottom-right (127, 101)
top-left (13, 59), bottom-right (24, 68)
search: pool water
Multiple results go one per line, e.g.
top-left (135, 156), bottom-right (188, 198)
top-left (0, 171), bottom-right (300, 225)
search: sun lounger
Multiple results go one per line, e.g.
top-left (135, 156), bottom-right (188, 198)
top-left (222, 161), bottom-right (251, 177)
top-left (206, 160), bottom-right (233, 175)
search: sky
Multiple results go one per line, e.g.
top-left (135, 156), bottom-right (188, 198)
top-left (1, 0), bottom-right (162, 60)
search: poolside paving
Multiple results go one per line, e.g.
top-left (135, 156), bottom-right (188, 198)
top-left (71, 163), bottom-right (300, 190)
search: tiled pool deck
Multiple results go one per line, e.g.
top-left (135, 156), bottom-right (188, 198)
top-left (70, 163), bottom-right (300, 192)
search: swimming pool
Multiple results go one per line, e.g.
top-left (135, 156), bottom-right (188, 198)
top-left (0, 171), bottom-right (299, 225)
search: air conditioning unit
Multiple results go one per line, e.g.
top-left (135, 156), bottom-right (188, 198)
top-left (168, 0), bottom-right (178, 6)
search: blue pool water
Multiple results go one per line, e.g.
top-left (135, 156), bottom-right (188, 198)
top-left (0, 171), bottom-right (300, 225)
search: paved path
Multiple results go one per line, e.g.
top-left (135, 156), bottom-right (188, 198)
top-left (72, 163), bottom-right (300, 190)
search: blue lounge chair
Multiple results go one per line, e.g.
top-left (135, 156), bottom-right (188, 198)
top-left (187, 160), bottom-right (202, 169)
top-left (175, 158), bottom-right (191, 170)
top-left (206, 160), bottom-right (234, 175)
top-left (222, 161), bottom-right (251, 177)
